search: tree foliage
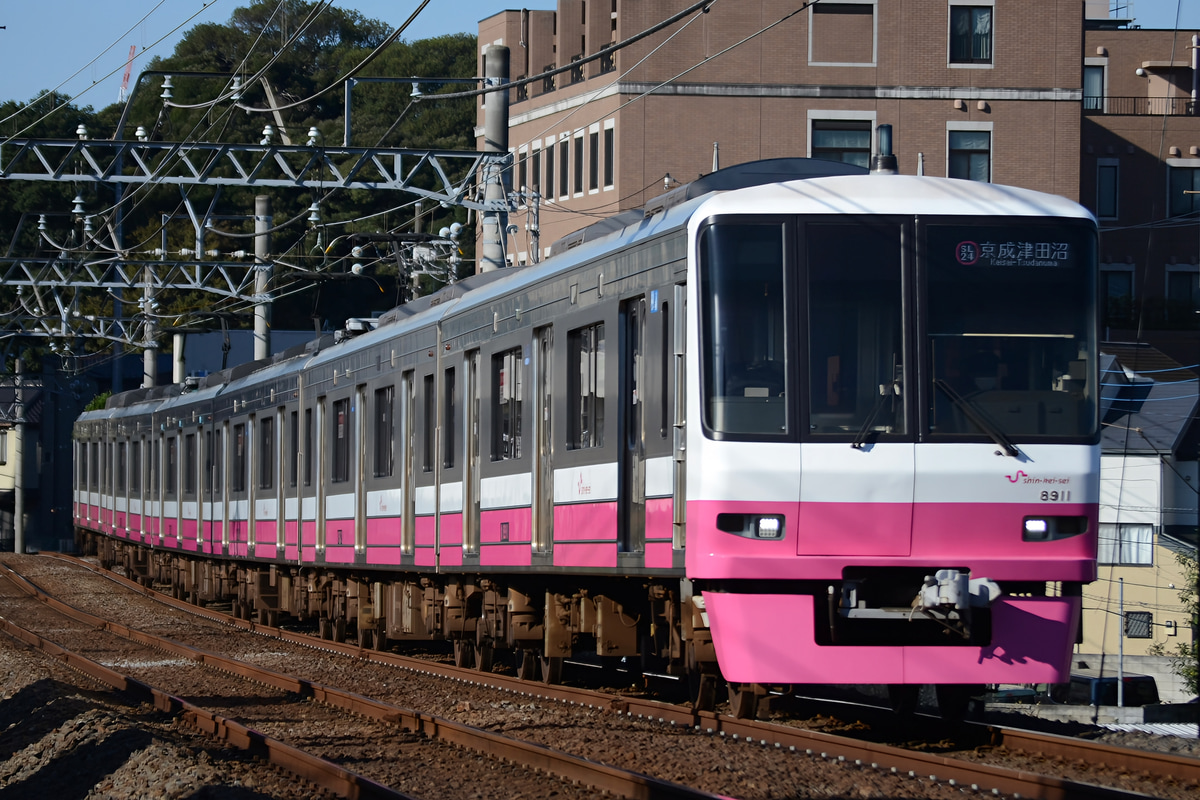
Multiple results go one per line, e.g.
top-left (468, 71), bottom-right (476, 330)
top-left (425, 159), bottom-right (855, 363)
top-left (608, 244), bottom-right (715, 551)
top-left (0, 2), bottom-right (479, 346)
top-left (1151, 550), bottom-right (1199, 697)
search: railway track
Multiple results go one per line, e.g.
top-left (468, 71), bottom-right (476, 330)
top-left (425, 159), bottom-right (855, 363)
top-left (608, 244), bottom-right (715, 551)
top-left (4, 552), bottom-right (1196, 799)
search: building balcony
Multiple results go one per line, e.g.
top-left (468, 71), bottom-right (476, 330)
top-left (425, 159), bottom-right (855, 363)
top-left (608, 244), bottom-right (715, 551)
top-left (1085, 96), bottom-right (1197, 116)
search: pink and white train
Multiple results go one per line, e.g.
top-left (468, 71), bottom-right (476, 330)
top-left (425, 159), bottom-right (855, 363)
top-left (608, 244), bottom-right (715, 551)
top-left (74, 157), bottom-right (1099, 716)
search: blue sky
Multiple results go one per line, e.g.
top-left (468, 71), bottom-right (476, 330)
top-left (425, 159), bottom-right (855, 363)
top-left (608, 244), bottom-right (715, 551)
top-left (0, 1), bottom-right (1195, 108)
top-left (0, 1), bottom-right (557, 107)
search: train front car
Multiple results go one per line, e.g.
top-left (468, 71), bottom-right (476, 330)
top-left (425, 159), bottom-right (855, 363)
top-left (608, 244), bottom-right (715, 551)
top-left (685, 175), bottom-right (1099, 713)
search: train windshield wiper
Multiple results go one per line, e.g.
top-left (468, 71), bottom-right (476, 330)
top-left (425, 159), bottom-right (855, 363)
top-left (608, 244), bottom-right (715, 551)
top-left (933, 379), bottom-right (1021, 458)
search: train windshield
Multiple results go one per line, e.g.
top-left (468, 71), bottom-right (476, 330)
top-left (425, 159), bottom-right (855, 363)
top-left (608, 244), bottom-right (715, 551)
top-left (925, 222), bottom-right (1098, 441)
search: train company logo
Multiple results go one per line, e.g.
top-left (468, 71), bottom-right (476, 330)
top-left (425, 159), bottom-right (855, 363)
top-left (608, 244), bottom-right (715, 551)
top-left (956, 241), bottom-right (980, 265)
top-left (1006, 470), bottom-right (1028, 483)
top-left (577, 473), bottom-right (592, 497)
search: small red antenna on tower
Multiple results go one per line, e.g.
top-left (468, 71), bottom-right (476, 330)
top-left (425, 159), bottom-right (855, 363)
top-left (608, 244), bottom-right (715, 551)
top-left (118, 45), bottom-right (136, 103)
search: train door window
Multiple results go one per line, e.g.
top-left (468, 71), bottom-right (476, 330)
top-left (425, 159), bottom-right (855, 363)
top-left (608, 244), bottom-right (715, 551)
top-left (374, 385), bottom-right (395, 477)
top-left (131, 439), bottom-right (141, 495)
top-left (659, 298), bottom-right (670, 438)
top-left (332, 398), bottom-right (350, 483)
top-left (184, 434), bottom-right (197, 495)
top-left (443, 367), bottom-right (457, 469)
top-left (568, 323), bottom-right (605, 448)
top-left (259, 416), bottom-right (274, 490)
top-left (303, 408), bottom-right (313, 486)
top-left (465, 352), bottom-right (481, 554)
top-left (90, 441), bottom-right (99, 491)
top-left (805, 221), bottom-right (906, 439)
top-left (233, 423), bottom-right (247, 493)
top-left (422, 374), bottom-right (435, 472)
top-left (401, 371), bottom-right (416, 554)
top-left (288, 410), bottom-right (299, 488)
top-left (698, 222), bottom-right (789, 438)
top-left (152, 439), bottom-right (161, 499)
top-left (533, 327), bottom-right (554, 552)
top-left (492, 347), bottom-right (523, 460)
top-left (116, 442), bottom-right (127, 493)
top-left (208, 430), bottom-right (221, 494)
top-left (166, 436), bottom-right (178, 497)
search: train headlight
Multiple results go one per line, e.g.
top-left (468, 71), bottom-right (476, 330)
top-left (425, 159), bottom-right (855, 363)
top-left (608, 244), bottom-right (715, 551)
top-left (1022, 516), bottom-right (1088, 542)
top-left (716, 513), bottom-right (785, 540)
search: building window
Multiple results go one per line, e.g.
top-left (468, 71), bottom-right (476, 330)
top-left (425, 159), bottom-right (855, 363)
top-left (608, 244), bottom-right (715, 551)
top-left (531, 147), bottom-right (541, 197)
top-left (517, 147), bottom-right (527, 193)
top-left (810, 2), bottom-right (875, 65)
top-left (558, 136), bottom-right (569, 198)
top-left (589, 129), bottom-right (599, 192)
top-left (949, 5), bottom-right (992, 65)
top-left (948, 129), bottom-right (990, 181)
top-left (1100, 266), bottom-right (1135, 329)
top-left (1166, 268), bottom-right (1200, 324)
top-left (1096, 159), bottom-right (1119, 219)
top-left (1168, 165), bottom-right (1200, 217)
top-left (568, 323), bottom-right (605, 449)
top-left (492, 348), bottom-right (523, 460)
top-left (573, 132), bottom-right (584, 196)
top-left (374, 385), bottom-right (394, 478)
top-left (811, 119), bottom-right (872, 168)
top-left (1084, 64), bottom-right (1105, 111)
top-left (603, 124), bottom-right (615, 188)
top-left (545, 141), bottom-right (555, 201)
top-left (0, 430), bottom-right (8, 466)
top-left (331, 398), bottom-right (350, 483)
top-left (1098, 523), bottom-right (1153, 566)
top-left (1125, 611), bottom-right (1153, 639)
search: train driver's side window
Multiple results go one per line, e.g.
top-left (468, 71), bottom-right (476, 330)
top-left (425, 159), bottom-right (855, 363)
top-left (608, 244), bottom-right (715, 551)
top-left (698, 221), bottom-right (789, 437)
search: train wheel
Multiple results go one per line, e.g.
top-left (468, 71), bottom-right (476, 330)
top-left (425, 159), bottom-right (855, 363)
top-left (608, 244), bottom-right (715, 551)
top-left (333, 617), bottom-right (347, 643)
top-left (515, 648), bottom-right (539, 681)
top-left (935, 684), bottom-right (982, 722)
top-left (540, 656), bottom-right (563, 685)
top-left (476, 639), bottom-right (495, 674)
top-left (360, 629), bottom-right (374, 650)
top-left (453, 640), bottom-right (475, 669)
top-left (373, 630), bottom-right (388, 652)
top-left (887, 684), bottom-right (920, 716)
top-left (728, 683), bottom-right (759, 720)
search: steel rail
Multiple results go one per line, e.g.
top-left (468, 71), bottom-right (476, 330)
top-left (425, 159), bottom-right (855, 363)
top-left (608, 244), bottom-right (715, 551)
top-left (1, 559), bottom-right (727, 800)
top-left (48, 551), bottom-right (1184, 799)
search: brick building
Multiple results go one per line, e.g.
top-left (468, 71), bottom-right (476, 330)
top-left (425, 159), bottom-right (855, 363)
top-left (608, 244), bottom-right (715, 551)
top-left (479, 0), bottom-right (1084, 264)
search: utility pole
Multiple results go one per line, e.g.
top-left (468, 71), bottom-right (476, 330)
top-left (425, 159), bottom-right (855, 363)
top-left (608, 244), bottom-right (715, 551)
top-left (254, 196), bottom-right (272, 361)
top-left (13, 356), bottom-right (23, 554)
top-left (480, 45), bottom-right (510, 272)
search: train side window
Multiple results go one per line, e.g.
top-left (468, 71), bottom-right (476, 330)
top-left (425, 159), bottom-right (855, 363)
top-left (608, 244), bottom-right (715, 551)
top-left (331, 398), bottom-right (350, 483)
top-left (131, 439), bottom-right (142, 494)
top-left (568, 323), bottom-right (605, 449)
top-left (203, 431), bottom-right (213, 494)
top-left (374, 385), bottom-right (395, 477)
top-left (90, 441), bottom-right (100, 491)
top-left (660, 300), bottom-right (670, 439)
top-left (152, 439), bottom-right (161, 499)
top-left (443, 367), bottom-right (457, 469)
top-left (233, 423), bottom-right (247, 493)
top-left (259, 416), bottom-right (274, 490)
top-left (166, 436), bottom-right (178, 497)
top-left (184, 434), bottom-right (196, 495)
top-left (492, 347), bottom-right (523, 460)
